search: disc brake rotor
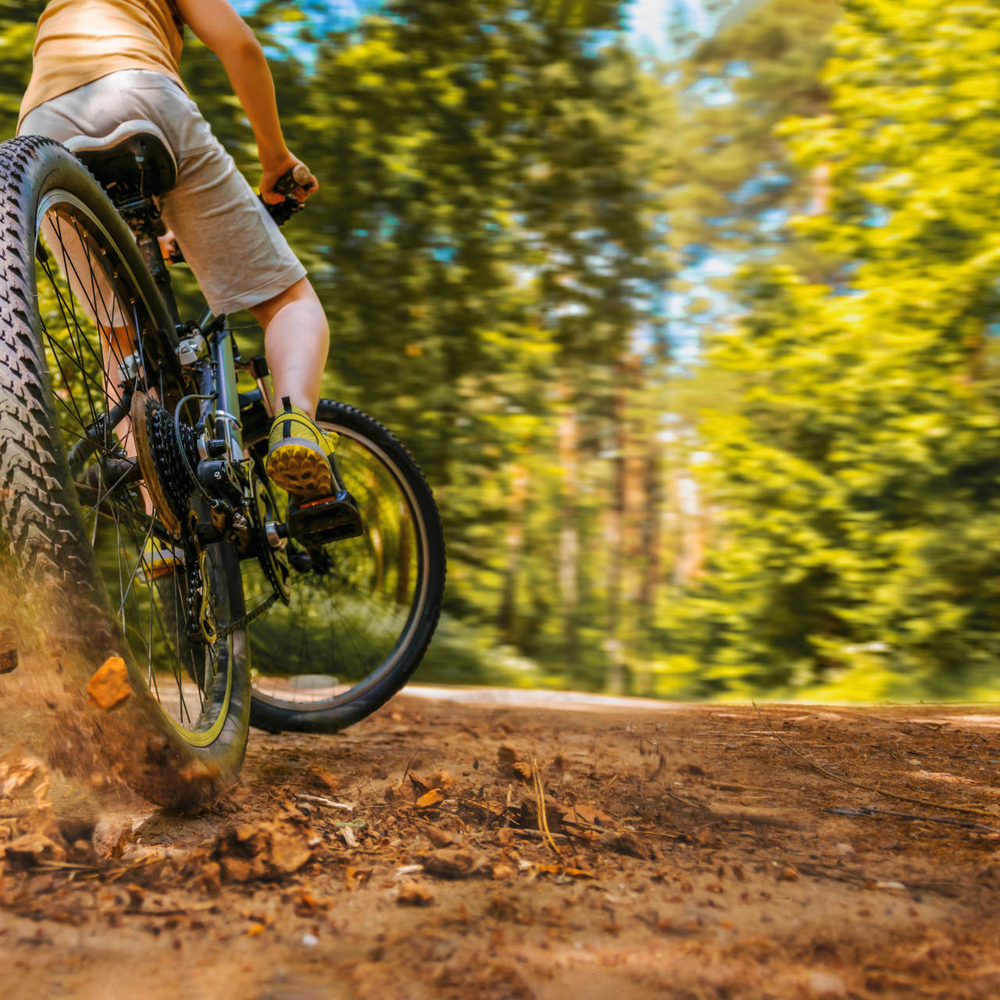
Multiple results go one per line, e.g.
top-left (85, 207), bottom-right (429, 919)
top-left (249, 470), bottom-right (291, 603)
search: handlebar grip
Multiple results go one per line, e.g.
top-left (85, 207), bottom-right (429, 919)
top-left (263, 164), bottom-right (313, 226)
top-left (274, 163), bottom-right (314, 196)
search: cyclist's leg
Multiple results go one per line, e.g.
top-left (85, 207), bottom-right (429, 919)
top-left (248, 277), bottom-right (329, 416)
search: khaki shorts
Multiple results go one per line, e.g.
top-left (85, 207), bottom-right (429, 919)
top-left (19, 69), bottom-right (307, 317)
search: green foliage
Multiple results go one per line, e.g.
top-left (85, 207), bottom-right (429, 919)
top-left (667, 0), bottom-right (1000, 700)
top-left (18, 0), bottom-right (1000, 702)
top-left (0, 1), bottom-right (45, 136)
top-left (180, 0), bottom-right (672, 690)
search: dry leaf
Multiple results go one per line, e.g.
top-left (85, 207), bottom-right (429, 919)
top-left (599, 831), bottom-right (652, 860)
top-left (512, 761), bottom-right (534, 782)
top-left (87, 656), bottom-right (132, 711)
top-left (430, 769), bottom-right (455, 789)
top-left (497, 745), bottom-right (519, 776)
top-left (420, 824), bottom-right (460, 849)
top-left (2, 832), bottom-right (66, 870)
top-left (310, 767), bottom-right (341, 793)
top-left (415, 788), bottom-right (445, 809)
top-left (408, 773), bottom-right (431, 796)
top-left (517, 799), bottom-right (567, 832)
top-left (693, 827), bottom-right (722, 849)
top-left (0, 756), bottom-right (40, 798)
top-left (422, 848), bottom-right (485, 878)
top-left (565, 803), bottom-right (613, 829)
top-left (397, 880), bottom-right (434, 906)
top-left (295, 889), bottom-right (331, 915)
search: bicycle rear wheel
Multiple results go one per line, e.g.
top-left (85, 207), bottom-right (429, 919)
top-left (0, 136), bottom-right (250, 803)
top-left (244, 400), bottom-right (445, 732)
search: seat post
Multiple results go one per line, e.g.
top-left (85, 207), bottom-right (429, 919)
top-left (115, 178), bottom-right (180, 328)
top-left (136, 228), bottom-right (180, 329)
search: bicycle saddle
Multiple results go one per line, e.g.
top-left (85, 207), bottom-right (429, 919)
top-left (65, 120), bottom-right (178, 198)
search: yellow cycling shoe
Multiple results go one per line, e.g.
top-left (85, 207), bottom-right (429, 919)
top-left (265, 397), bottom-right (337, 498)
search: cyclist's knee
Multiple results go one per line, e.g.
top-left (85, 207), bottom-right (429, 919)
top-left (250, 277), bottom-right (324, 329)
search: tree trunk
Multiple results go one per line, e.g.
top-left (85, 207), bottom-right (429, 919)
top-left (636, 403), bottom-right (662, 695)
top-left (499, 461), bottom-right (529, 644)
top-left (557, 382), bottom-right (580, 673)
top-left (605, 358), bottom-right (629, 696)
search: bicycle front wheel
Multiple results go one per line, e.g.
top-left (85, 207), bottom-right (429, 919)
top-left (244, 400), bottom-right (445, 732)
top-left (0, 136), bottom-right (250, 803)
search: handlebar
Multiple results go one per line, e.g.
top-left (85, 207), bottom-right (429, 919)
top-left (164, 164), bottom-right (314, 266)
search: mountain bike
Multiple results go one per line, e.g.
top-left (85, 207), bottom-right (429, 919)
top-left (0, 126), bottom-right (445, 803)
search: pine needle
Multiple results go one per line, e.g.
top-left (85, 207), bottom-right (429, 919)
top-left (531, 753), bottom-right (561, 858)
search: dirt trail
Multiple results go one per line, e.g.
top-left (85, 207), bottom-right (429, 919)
top-left (3, 692), bottom-right (1000, 999)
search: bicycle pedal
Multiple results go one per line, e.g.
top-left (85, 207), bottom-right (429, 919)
top-left (286, 491), bottom-right (363, 544)
top-left (141, 546), bottom-right (183, 582)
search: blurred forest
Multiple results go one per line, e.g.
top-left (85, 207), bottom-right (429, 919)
top-left (3, 0), bottom-right (1000, 702)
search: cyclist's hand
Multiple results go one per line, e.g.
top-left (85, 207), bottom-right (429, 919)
top-left (158, 230), bottom-right (180, 262)
top-left (261, 154), bottom-right (318, 205)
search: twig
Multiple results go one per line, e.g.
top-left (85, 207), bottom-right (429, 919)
top-left (513, 827), bottom-right (570, 842)
top-left (753, 703), bottom-right (997, 819)
top-left (297, 793), bottom-right (355, 811)
top-left (401, 750), bottom-right (423, 785)
top-left (829, 806), bottom-right (1000, 835)
top-left (530, 753), bottom-right (561, 858)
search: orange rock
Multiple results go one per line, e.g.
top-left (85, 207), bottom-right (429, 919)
top-left (87, 656), bottom-right (132, 711)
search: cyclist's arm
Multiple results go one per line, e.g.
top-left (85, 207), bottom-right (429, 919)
top-left (175, 0), bottom-right (317, 202)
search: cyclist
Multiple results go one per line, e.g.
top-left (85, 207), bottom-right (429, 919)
top-left (17, 0), bottom-right (338, 500)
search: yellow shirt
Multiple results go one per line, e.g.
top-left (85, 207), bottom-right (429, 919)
top-left (19, 0), bottom-right (185, 129)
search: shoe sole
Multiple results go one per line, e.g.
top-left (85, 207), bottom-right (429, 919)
top-left (267, 443), bottom-right (335, 498)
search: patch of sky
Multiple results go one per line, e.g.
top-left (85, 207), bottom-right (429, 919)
top-left (758, 208), bottom-right (788, 234)
top-left (729, 170), bottom-right (791, 205)
top-left (865, 205), bottom-right (891, 228)
top-left (687, 77), bottom-right (735, 106)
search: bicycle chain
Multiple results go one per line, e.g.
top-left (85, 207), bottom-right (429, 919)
top-left (215, 588), bottom-right (279, 639)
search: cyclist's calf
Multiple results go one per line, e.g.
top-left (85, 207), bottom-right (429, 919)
top-left (249, 277), bottom-right (329, 417)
